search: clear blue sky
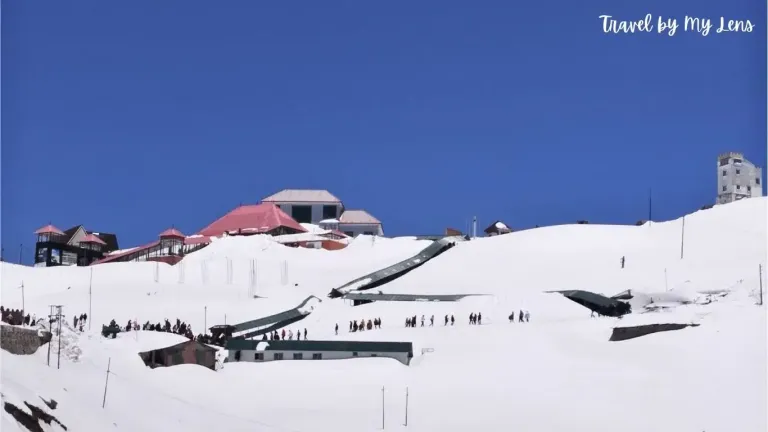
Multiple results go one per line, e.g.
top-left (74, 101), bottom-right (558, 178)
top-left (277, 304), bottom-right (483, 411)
top-left (2, 1), bottom-right (766, 262)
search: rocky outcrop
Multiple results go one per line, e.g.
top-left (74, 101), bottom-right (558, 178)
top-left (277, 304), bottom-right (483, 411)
top-left (3, 399), bottom-right (67, 432)
top-left (0, 325), bottom-right (52, 355)
top-left (609, 323), bottom-right (700, 342)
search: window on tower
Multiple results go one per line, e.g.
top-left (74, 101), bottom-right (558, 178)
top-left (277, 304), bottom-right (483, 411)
top-left (757, 178), bottom-right (761, 185)
top-left (722, 186), bottom-right (727, 191)
top-left (722, 170), bottom-right (727, 176)
top-left (736, 169), bottom-right (741, 175)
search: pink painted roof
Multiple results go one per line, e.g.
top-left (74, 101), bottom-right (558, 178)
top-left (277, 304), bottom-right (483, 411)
top-left (198, 203), bottom-right (307, 237)
top-left (80, 233), bottom-right (107, 245)
top-left (159, 228), bottom-right (185, 238)
top-left (34, 224), bottom-right (65, 235)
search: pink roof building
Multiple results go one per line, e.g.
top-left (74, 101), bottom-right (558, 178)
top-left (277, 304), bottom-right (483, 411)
top-left (198, 203), bottom-right (307, 237)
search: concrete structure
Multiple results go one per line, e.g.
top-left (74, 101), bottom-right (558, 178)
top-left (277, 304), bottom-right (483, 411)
top-left (226, 340), bottom-right (414, 366)
top-left (717, 152), bottom-right (763, 204)
top-left (338, 209), bottom-right (383, 237)
top-left (262, 189), bottom-right (384, 236)
top-left (262, 189), bottom-right (344, 224)
top-left (0, 324), bottom-right (52, 355)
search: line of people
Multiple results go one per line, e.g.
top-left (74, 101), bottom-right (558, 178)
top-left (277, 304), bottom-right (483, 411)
top-left (509, 310), bottom-right (530, 323)
top-left (341, 318), bottom-right (382, 334)
top-left (264, 327), bottom-right (308, 341)
top-left (72, 313), bottom-right (88, 332)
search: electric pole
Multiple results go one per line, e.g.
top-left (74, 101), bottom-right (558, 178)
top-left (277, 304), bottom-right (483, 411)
top-left (56, 305), bottom-right (64, 369)
top-left (680, 216), bottom-right (685, 259)
top-left (20, 282), bottom-right (25, 316)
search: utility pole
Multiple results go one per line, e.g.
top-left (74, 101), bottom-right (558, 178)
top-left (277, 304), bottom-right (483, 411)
top-left (680, 216), bottom-right (685, 259)
top-left (20, 282), bottom-right (25, 316)
top-left (381, 386), bottom-right (385, 430)
top-left (648, 188), bottom-right (652, 227)
top-left (759, 264), bottom-right (763, 306)
top-left (102, 358), bottom-right (111, 408)
top-left (404, 387), bottom-right (409, 427)
top-left (472, 216), bottom-right (477, 238)
top-left (89, 268), bottom-right (93, 330)
top-left (46, 305), bottom-right (55, 366)
top-left (56, 306), bottom-right (64, 369)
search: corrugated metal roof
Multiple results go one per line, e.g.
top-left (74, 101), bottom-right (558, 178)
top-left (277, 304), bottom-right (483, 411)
top-left (262, 189), bottom-right (342, 203)
top-left (339, 210), bottom-right (381, 225)
top-left (226, 339), bottom-right (413, 354)
top-left (159, 228), bottom-right (185, 238)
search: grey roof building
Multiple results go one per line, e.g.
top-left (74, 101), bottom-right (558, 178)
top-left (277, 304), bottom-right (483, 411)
top-left (717, 152), bottom-right (763, 204)
top-left (226, 339), bottom-right (414, 365)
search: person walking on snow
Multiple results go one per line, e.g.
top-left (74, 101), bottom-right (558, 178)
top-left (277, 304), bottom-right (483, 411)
top-left (509, 312), bottom-right (515, 323)
top-left (469, 313), bottom-right (474, 325)
top-left (430, 315), bottom-right (434, 326)
top-left (620, 256), bottom-right (625, 269)
top-left (477, 312), bottom-right (482, 325)
top-left (450, 315), bottom-right (455, 326)
top-left (519, 310), bottom-right (524, 323)
top-left (421, 315), bottom-right (425, 327)
top-left (444, 315), bottom-right (449, 326)
top-left (304, 328), bottom-right (308, 339)
top-left (335, 323), bottom-right (339, 335)
top-left (524, 311), bottom-right (530, 322)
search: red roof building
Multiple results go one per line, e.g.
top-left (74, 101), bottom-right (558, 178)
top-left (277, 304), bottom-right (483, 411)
top-left (34, 224), bottom-right (65, 236)
top-left (198, 203), bottom-right (306, 237)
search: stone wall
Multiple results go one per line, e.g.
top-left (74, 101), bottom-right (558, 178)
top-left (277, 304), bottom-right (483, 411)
top-left (0, 324), bottom-right (52, 355)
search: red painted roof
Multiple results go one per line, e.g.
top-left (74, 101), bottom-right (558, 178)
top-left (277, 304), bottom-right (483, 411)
top-left (159, 228), bottom-right (185, 238)
top-left (81, 233), bottom-right (107, 245)
top-left (198, 203), bottom-right (307, 237)
top-left (34, 224), bottom-right (65, 235)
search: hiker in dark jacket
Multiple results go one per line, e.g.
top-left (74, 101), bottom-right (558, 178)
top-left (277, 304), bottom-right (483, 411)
top-left (450, 315), bottom-right (455, 325)
top-left (444, 315), bottom-right (449, 326)
top-left (519, 310), bottom-right (524, 323)
top-left (477, 313), bottom-right (482, 325)
top-left (335, 323), bottom-right (339, 335)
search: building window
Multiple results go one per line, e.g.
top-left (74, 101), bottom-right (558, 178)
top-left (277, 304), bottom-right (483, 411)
top-left (722, 186), bottom-right (727, 191)
top-left (719, 158), bottom-right (729, 166)
top-left (736, 169), bottom-right (741, 175)
top-left (293, 353), bottom-right (303, 360)
top-left (322, 205), bottom-right (337, 219)
top-left (757, 178), bottom-right (761, 185)
top-left (371, 354), bottom-right (378, 357)
top-left (254, 353), bottom-right (264, 360)
top-left (363, 231), bottom-right (374, 235)
top-left (312, 353), bottom-right (322, 360)
top-left (736, 185), bottom-right (741, 190)
top-left (352, 352), bottom-right (358, 357)
top-left (747, 186), bottom-right (752, 192)
top-left (722, 170), bottom-right (727, 176)
top-left (292, 205), bottom-right (312, 224)
top-left (273, 353), bottom-right (284, 360)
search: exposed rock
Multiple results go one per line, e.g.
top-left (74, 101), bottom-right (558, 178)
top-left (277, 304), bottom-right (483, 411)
top-left (4, 400), bottom-right (67, 432)
top-left (609, 323), bottom-right (701, 342)
top-left (0, 325), bottom-right (52, 355)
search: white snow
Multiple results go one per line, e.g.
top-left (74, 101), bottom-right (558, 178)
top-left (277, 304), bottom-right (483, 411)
top-left (2, 197), bottom-right (766, 432)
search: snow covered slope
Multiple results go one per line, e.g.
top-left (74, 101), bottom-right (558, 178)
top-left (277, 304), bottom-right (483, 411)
top-left (1, 198), bottom-right (766, 432)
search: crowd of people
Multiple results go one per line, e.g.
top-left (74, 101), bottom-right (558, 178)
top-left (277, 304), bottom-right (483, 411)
top-left (0, 306), bottom-right (34, 326)
top-left (102, 317), bottom-right (196, 340)
top-left (72, 313), bottom-right (88, 332)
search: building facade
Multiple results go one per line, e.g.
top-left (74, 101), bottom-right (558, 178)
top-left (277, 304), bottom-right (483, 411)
top-left (717, 152), bottom-right (763, 204)
top-left (262, 189), bottom-right (384, 236)
top-left (226, 340), bottom-right (413, 366)
top-left (33, 224), bottom-right (119, 267)
top-left (262, 189), bottom-right (344, 224)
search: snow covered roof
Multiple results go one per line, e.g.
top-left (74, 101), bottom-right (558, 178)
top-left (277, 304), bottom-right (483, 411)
top-left (339, 210), bottom-right (381, 225)
top-left (262, 189), bottom-right (342, 204)
top-left (319, 218), bottom-right (339, 224)
top-left (484, 220), bottom-right (512, 234)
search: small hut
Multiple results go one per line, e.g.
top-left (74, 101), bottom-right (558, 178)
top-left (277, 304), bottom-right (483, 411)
top-left (484, 221), bottom-right (512, 236)
top-left (138, 339), bottom-right (217, 370)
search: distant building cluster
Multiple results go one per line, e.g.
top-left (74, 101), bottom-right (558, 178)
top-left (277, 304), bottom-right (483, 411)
top-left (32, 189), bottom-right (383, 267)
top-left (716, 152), bottom-right (763, 204)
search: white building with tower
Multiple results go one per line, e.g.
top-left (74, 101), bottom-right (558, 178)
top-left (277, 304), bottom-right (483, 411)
top-left (716, 152), bottom-right (763, 204)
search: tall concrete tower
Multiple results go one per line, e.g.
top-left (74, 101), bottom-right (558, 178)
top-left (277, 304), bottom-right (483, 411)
top-left (716, 152), bottom-right (763, 204)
